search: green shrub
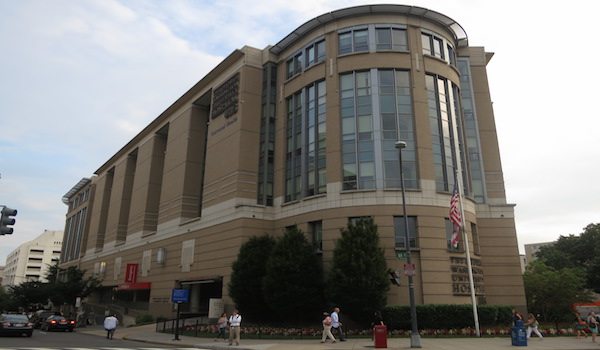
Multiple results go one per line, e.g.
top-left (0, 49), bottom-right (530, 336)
top-left (382, 304), bottom-right (513, 330)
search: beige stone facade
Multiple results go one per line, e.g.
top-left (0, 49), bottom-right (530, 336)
top-left (60, 5), bottom-right (526, 319)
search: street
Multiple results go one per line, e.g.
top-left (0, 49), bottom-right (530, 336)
top-left (0, 328), bottom-right (196, 349)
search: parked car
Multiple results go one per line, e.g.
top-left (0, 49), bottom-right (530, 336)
top-left (30, 310), bottom-right (54, 329)
top-left (40, 315), bottom-right (76, 332)
top-left (0, 313), bottom-right (33, 337)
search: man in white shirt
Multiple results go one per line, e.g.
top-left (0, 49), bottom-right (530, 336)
top-left (228, 309), bottom-right (242, 346)
top-left (331, 307), bottom-right (346, 341)
top-left (103, 314), bottom-right (118, 339)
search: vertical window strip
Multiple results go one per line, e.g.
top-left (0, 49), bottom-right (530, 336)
top-left (378, 69), bottom-right (417, 189)
top-left (258, 63), bottom-right (276, 206)
top-left (427, 74), bottom-right (463, 192)
top-left (451, 84), bottom-right (470, 197)
top-left (438, 78), bottom-right (455, 191)
top-left (458, 58), bottom-right (486, 203)
top-left (356, 71), bottom-right (375, 189)
top-left (316, 81), bottom-right (327, 194)
top-left (396, 70), bottom-right (417, 188)
top-left (426, 75), bottom-right (446, 190)
top-left (341, 73), bottom-right (357, 190)
top-left (285, 81), bottom-right (327, 202)
top-left (343, 69), bottom-right (416, 191)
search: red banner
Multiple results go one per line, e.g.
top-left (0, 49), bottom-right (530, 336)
top-left (125, 263), bottom-right (138, 283)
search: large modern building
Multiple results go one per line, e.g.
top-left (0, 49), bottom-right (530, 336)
top-left (60, 4), bottom-right (526, 319)
top-left (2, 230), bottom-right (62, 286)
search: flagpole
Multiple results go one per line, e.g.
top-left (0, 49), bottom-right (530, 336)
top-left (455, 168), bottom-right (481, 337)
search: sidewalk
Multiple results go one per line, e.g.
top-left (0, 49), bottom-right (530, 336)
top-left (77, 324), bottom-right (600, 350)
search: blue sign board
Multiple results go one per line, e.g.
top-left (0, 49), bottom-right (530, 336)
top-left (171, 288), bottom-right (190, 303)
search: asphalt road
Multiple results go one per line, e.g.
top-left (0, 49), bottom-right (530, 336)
top-left (0, 328), bottom-right (192, 349)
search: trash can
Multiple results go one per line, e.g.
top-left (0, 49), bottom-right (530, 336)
top-left (374, 325), bottom-right (387, 348)
top-left (511, 320), bottom-right (527, 346)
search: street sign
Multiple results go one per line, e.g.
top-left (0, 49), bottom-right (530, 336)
top-left (171, 288), bottom-right (190, 303)
top-left (403, 263), bottom-right (416, 276)
top-left (395, 250), bottom-right (407, 260)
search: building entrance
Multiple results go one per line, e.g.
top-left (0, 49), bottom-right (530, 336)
top-left (178, 278), bottom-right (222, 317)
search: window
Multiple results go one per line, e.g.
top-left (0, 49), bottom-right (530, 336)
top-left (306, 39), bottom-right (326, 67)
top-left (287, 39), bottom-right (325, 79)
top-left (376, 27), bottom-right (408, 51)
top-left (286, 52), bottom-right (303, 79)
top-left (378, 70), bottom-right (417, 188)
top-left (447, 44), bottom-right (456, 66)
top-left (458, 58), bottom-right (485, 203)
top-left (339, 28), bottom-right (369, 55)
top-left (394, 216), bottom-right (418, 249)
top-left (445, 218), bottom-right (463, 252)
top-left (426, 74), bottom-right (465, 192)
top-left (340, 71), bottom-right (374, 190)
top-left (285, 80), bottom-right (327, 202)
top-left (258, 63), bottom-right (276, 206)
top-left (341, 69), bottom-right (417, 191)
top-left (310, 221), bottom-right (323, 253)
top-left (349, 216), bottom-right (372, 225)
top-left (471, 222), bottom-right (480, 255)
top-left (422, 32), bottom-right (454, 62)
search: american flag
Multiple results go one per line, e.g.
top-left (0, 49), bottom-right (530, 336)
top-left (450, 183), bottom-right (462, 248)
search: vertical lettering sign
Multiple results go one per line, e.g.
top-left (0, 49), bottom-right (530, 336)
top-left (211, 73), bottom-right (240, 119)
top-left (450, 257), bottom-right (485, 296)
top-left (125, 263), bottom-right (138, 283)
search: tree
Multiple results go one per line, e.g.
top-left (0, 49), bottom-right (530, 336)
top-left (8, 281), bottom-right (51, 310)
top-left (326, 218), bottom-right (389, 326)
top-left (228, 235), bottom-right (276, 322)
top-left (536, 223), bottom-right (600, 292)
top-left (524, 260), bottom-right (593, 327)
top-left (263, 227), bottom-right (324, 323)
top-left (47, 264), bottom-right (102, 307)
top-left (0, 285), bottom-right (19, 311)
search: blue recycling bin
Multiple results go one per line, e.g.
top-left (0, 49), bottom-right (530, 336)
top-left (511, 320), bottom-right (527, 346)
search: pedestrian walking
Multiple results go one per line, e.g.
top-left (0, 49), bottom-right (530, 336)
top-left (575, 311), bottom-right (588, 339)
top-left (228, 309), bottom-right (242, 346)
top-left (103, 314), bottom-right (118, 340)
top-left (321, 312), bottom-right (336, 343)
top-left (331, 307), bottom-right (346, 341)
top-left (215, 312), bottom-right (228, 341)
top-left (525, 313), bottom-right (543, 339)
top-left (587, 311), bottom-right (598, 343)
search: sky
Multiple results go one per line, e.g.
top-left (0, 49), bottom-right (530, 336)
top-left (1, 0), bottom-right (599, 265)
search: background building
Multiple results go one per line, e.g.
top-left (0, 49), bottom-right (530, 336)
top-left (523, 241), bottom-right (555, 270)
top-left (2, 230), bottom-right (62, 286)
top-left (60, 4), bottom-right (526, 319)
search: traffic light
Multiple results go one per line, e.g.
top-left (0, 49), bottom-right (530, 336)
top-left (389, 269), bottom-right (401, 286)
top-left (0, 206), bottom-right (17, 235)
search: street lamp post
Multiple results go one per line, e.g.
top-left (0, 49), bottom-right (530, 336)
top-left (395, 140), bottom-right (421, 348)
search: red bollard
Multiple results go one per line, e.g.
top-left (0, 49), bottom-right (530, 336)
top-left (374, 325), bottom-right (387, 348)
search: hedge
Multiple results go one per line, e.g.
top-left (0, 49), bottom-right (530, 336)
top-left (382, 304), bottom-right (513, 330)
